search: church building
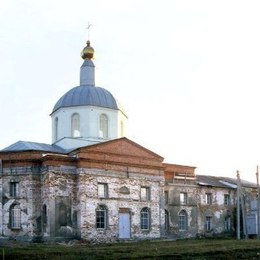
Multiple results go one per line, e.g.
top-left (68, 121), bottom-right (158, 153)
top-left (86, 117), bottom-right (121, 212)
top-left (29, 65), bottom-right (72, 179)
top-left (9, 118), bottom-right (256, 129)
top-left (0, 39), bottom-right (257, 242)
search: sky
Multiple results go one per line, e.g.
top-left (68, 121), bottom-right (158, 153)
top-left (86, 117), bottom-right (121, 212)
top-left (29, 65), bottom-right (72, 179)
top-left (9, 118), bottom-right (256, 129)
top-left (1, 0), bottom-right (260, 183)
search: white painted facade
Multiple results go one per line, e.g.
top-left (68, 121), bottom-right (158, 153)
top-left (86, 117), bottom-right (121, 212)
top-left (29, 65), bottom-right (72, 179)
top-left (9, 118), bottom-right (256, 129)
top-left (51, 105), bottom-right (127, 150)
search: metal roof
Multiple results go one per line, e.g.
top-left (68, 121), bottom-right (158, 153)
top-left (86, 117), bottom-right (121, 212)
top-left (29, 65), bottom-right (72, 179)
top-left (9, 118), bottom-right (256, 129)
top-left (1, 141), bottom-right (66, 153)
top-left (196, 175), bottom-right (256, 189)
top-left (51, 85), bottom-right (119, 114)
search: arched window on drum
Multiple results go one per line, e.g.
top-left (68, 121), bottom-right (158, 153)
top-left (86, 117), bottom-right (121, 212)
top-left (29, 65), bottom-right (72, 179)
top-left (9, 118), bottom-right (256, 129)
top-left (99, 114), bottom-right (108, 138)
top-left (71, 113), bottom-right (80, 137)
top-left (54, 117), bottom-right (58, 141)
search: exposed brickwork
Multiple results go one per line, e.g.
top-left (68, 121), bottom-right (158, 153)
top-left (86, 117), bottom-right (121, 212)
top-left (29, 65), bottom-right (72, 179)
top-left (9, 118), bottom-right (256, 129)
top-left (0, 138), bottom-right (165, 242)
top-left (0, 138), bottom-right (256, 242)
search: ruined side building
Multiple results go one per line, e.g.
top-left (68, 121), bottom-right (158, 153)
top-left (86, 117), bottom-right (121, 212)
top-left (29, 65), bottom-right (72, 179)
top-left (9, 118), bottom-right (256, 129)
top-left (0, 41), bottom-right (257, 242)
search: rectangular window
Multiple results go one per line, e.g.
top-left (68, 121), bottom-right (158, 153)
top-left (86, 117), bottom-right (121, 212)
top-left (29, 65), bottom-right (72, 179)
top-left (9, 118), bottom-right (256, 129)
top-left (164, 191), bottom-right (169, 204)
top-left (141, 187), bottom-right (150, 201)
top-left (96, 207), bottom-right (107, 229)
top-left (224, 194), bottom-right (230, 205)
top-left (178, 211), bottom-right (187, 231)
top-left (180, 192), bottom-right (187, 205)
top-left (10, 205), bottom-right (21, 229)
top-left (205, 216), bottom-right (212, 231)
top-left (206, 193), bottom-right (212, 205)
top-left (98, 183), bottom-right (108, 198)
top-left (10, 182), bottom-right (19, 197)
top-left (224, 216), bottom-right (231, 231)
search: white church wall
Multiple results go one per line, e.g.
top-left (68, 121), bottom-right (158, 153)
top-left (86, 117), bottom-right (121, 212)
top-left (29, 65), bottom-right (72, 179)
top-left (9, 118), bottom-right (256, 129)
top-left (51, 106), bottom-right (125, 149)
top-left (117, 110), bottom-right (128, 137)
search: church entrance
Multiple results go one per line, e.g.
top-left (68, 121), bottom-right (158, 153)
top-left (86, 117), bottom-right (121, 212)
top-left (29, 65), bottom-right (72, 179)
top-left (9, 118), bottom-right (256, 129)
top-left (119, 209), bottom-right (131, 239)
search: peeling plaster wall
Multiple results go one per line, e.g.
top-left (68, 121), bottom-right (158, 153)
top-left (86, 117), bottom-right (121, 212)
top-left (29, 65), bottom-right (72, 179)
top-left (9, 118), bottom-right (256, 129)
top-left (165, 183), bottom-right (198, 238)
top-left (0, 167), bottom-right (41, 240)
top-left (41, 167), bottom-right (78, 239)
top-left (164, 182), bottom-right (239, 238)
top-left (0, 151), bottom-right (256, 242)
top-left (0, 161), bottom-right (164, 242)
top-left (77, 168), bottom-right (164, 242)
top-left (197, 187), bottom-right (236, 236)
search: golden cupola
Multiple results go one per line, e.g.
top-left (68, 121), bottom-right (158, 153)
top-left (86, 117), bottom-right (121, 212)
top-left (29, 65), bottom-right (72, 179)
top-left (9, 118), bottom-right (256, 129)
top-left (81, 40), bottom-right (94, 60)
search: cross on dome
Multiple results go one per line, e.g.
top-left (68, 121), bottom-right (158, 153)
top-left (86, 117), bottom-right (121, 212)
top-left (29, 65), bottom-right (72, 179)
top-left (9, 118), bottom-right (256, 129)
top-left (81, 23), bottom-right (94, 60)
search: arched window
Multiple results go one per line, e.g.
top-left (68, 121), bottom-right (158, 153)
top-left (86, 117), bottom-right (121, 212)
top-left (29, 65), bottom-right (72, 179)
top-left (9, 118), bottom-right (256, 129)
top-left (59, 203), bottom-right (67, 227)
top-left (42, 204), bottom-right (47, 229)
top-left (54, 117), bottom-right (58, 141)
top-left (99, 114), bottom-right (108, 138)
top-left (178, 210), bottom-right (187, 231)
top-left (71, 113), bottom-right (80, 137)
top-left (165, 210), bottom-right (170, 232)
top-left (224, 216), bottom-right (231, 231)
top-left (205, 215), bottom-right (213, 231)
top-left (10, 204), bottom-right (21, 229)
top-left (120, 120), bottom-right (124, 137)
top-left (140, 207), bottom-right (150, 230)
top-left (96, 205), bottom-right (107, 229)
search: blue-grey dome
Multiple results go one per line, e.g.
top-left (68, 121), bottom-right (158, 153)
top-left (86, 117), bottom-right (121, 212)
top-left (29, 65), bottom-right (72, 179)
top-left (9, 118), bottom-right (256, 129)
top-left (51, 85), bottom-right (119, 114)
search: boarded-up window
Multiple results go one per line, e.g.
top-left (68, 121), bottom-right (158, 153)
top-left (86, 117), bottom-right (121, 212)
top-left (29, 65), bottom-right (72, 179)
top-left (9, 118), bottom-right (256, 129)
top-left (119, 186), bottom-right (130, 194)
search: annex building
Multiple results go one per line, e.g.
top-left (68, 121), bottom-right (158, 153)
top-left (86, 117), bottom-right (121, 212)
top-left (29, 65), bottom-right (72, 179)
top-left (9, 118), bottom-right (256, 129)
top-left (0, 40), bottom-right (257, 242)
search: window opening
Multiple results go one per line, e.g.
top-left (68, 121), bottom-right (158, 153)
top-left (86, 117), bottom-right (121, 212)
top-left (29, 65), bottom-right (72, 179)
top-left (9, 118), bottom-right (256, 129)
top-left (141, 187), bottom-right (150, 201)
top-left (10, 204), bottom-right (21, 229)
top-left (98, 183), bottom-right (108, 198)
top-left (140, 207), bottom-right (150, 230)
top-left (164, 191), bottom-right (169, 204)
top-left (54, 117), bottom-right (58, 141)
top-left (224, 194), bottom-right (230, 205)
top-left (206, 193), bottom-right (212, 205)
top-left (99, 114), bottom-right (108, 138)
top-left (10, 182), bottom-right (19, 197)
top-left (71, 113), bottom-right (80, 137)
top-left (96, 205), bottom-right (107, 229)
top-left (178, 210), bottom-right (187, 231)
top-left (180, 192), bottom-right (187, 205)
top-left (165, 209), bottom-right (169, 231)
top-left (205, 216), bottom-right (212, 231)
top-left (120, 120), bottom-right (124, 137)
top-left (224, 216), bottom-right (231, 231)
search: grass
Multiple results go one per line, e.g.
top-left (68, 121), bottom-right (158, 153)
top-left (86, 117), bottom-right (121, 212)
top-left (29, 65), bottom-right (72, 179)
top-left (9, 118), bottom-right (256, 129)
top-left (1, 238), bottom-right (260, 259)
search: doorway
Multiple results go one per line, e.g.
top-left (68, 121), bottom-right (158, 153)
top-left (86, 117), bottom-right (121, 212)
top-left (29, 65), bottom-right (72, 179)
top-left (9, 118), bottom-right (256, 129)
top-left (119, 211), bottom-right (131, 239)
